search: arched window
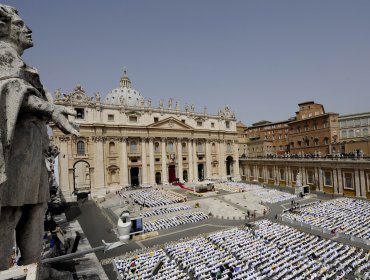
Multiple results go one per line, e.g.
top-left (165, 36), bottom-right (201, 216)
top-left (77, 141), bottom-right (85, 155)
top-left (154, 142), bottom-right (160, 153)
top-left (182, 142), bottom-right (187, 153)
top-left (109, 142), bottom-right (116, 154)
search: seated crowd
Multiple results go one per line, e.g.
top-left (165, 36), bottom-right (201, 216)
top-left (215, 182), bottom-right (262, 193)
top-left (255, 189), bottom-right (297, 204)
top-left (144, 212), bottom-right (209, 233)
top-left (120, 188), bottom-right (187, 207)
top-left (114, 219), bottom-right (369, 279)
top-left (142, 205), bottom-right (192, 217)
top-left (282, 198), bottom-right (370, 241)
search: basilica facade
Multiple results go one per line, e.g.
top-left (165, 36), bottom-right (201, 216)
top-left (51, 70), bottom-right (240, 198)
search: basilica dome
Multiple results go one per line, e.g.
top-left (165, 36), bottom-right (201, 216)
top-left (105, 70), bottom-right (144, 106)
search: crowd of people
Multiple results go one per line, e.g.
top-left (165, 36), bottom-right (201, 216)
top-left (144, 212), bottom-right (209, 233)
top-left (114, 219), bottom-right (369, 279)
top-left (255, 189), bottom-right (297, 204)
top-left (281, 198), bottom-right (370, 241)
top-left (120, 188), bottom-right (187, 207)
top-left (214, 182), bottom-right (262, 193)
top-left (114, 249), bottom-right (189, 280)
top-left (142, 205), bottom-right (192, 218)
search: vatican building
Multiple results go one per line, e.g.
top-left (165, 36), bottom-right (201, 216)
top-left (51, 70), bottom-right (241, 198)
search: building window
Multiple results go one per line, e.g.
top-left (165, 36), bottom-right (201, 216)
top-left (154, 142), bottom-right (160, 153)
top-left (181, 120), bottom-right (186, 124)
top-left (343, 172), bottom-right (354, 190)
top-left (77, 141), bottom-right (85, 155)
top-left (197, 142), bottom-right (203, 153)
top-left (225, 121), bottom-right (230, 129)
top-left (167, 142), bottom-right (174, 153)
top-left (154, 117), bottom-right (159, 123)
top-left (211, 143), bottom-right (216, 153)
top-left (323, 137), bottom-right (329, 145)
top-left (182, 142), bottom-right (187, 153)
top-left (361, 118), bottom-right (368, 126)
top-left (183, 157), bottom-right (187, 161)
top-left (341, 130), bottom-right (347, 139)
top-left (363, 128), bottom-right (369, 136)
top-left (354, 119), bottom-right (361, 126)
top-left (108, 114), bottom-right (114, 121)
top-left (75, 108), bottom-right (84, 119)
top-left (348, 130), bottom-right (354, 138)
top-left (155, 158), bottom-right (160, 162)
top-left (129, 115), bottom-right (138, 122)
top-left (323, 121), bottom-right (328, 128)
top-left (355, 129), bottom-right (361, 137)
top-left (226, 143), bottom-right (232, 153)
top-left (197, 121), bottom-right (203, 127)
top-left (324, 171), bottom-right (332, 186)
top-left (130, 141), bottom-right (137, 153)
top-left (109, 142), bottom-right (116, 154)
top-left (314, 138), bottom-right (319, 146)
top-left (211, 122), bottom-right (215, 128)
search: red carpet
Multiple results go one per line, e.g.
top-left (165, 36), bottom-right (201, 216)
top-left (173, 182), bottom-right (193, 192)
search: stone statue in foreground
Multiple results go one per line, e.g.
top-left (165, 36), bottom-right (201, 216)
top-left (0, 5), bottom-right (79, 270)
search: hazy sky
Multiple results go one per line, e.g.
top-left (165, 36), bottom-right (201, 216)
top-left (3, 0), bottom-right (370, 125)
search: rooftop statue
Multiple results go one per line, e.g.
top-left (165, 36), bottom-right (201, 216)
top-left (0, 4), bottom-right (79, 270)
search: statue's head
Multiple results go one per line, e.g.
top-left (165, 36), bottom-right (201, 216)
top-left (0, 5), bottom-right (33, 51)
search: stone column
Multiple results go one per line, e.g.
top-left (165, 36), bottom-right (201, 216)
top-left (286, 167), bottom-right (289, 186)
top-left (337, 168), bottom-right (343, 194)
top-left (354, 169), bottom-right (360, 197)
top-left (58, 137), bottom-right (70, 193)
top-left (333, 169), bottom-right (338, 194)
top-left (120, 137), bottom-right (129, 186)
top-left (302, 167), bottom-right (306, 186)
top-left (161, 138), bottom-right (168, 184)
top-left (206, 139), bottom-right (212, 179)
top-left (314, 167), bottom-right (319, 191)
top-left (94, 136), bottom-right (105, 189)
top-left (148, 138), bottom-right (155, 185)
top-left (359, 169), bottom-right (367, 198)
top-left (233, 141), bottom-right (240, 181)
top-left (177, 138), bottom-right (183, 181)
top-left (188, 139), bottom-right (194, 182)
top-left (274, 166), bottom-right (279, 185)
top-left (318, 168), bottom-right (324, 192)
top-left (193, 140), bottom-right (198, 181)
top-left (218, 140), bottom-right (224, 179)
top-left (141, 138), bottom-right (148, 184)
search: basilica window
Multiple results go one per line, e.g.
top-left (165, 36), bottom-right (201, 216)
top-left (130, 141), bottom-right (138, 153)
top-left (167, 142), bottom-right (174, 153)
top-left (129, 115), bottom-right (138, 122)
top-left (225, 121), bottom-right (230, 129)
top-left (154, 142), bottom-right (160, 153)
top-left (182, 142), bottom-right (187, 153)
top-left (108, 114), bottom-right (114, 121)
top-left (197, 121), bottom-right (203, 127)
top-left (348, 130), bottom-right (354, 138)
top-left (363, 128), bottom-right (369, 136)
top-left (226, 143), bottom-right (232, 153)
top-left (197, 142), bottom-right (203, 153)
top-left (323, 138), bottom-right (329, 145)
top-left (75, 108), bottom-right (84, 119)
top-left (77, 141), bottom-right (85, 155)
top-left (211, 122), bottom-right (215, 128)
top-left (154, 117), bottom-right (159, 123)
top-left (211, 143), bottom-right (216, 153)
top-left (109, 142), bottom-right (116, 154)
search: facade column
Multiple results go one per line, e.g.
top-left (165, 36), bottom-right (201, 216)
top-left (148, 138), bottom-right (155, 185)
top-left (286, 167), bottom-right (290, 186)
top-left (188, 139), bottom-right (194, 182)
top-left (218, 140), bottom-right (223, 180)
top-left (58, 137), bottom-right (70, 193)
top-left (302, 167), bottom-right (306, 186)
top-left (206, 139), bottom-right (212, 179)
top-left (314, 167), bottom-right (319, 191)
top-left (318, 168), bottom-right (324, 192)
top-left (274, 166), bottom-right (278, 185)
top-left (141, 138), bottom-right (148, 184)
top-left (94, 137), bottom-right (105, 189)
top-left (177, 138), bottom-right (183, 182)
top-left (333, 169), bottom-right (338, 194)
top-left (233, 141), bottom-right (240, 181)
top-left (161, 138), bottom-right (168, 184)
top-left (120, 137), bottom-right (129, 186)
top-left (359, 169), bottom-right (367, 198)
top-left (354, 169), bottom-right (360, 197)
top-left (337, 168), bottom-right (343, 194)
top-left (193, 140), bottom-right (198, 181)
